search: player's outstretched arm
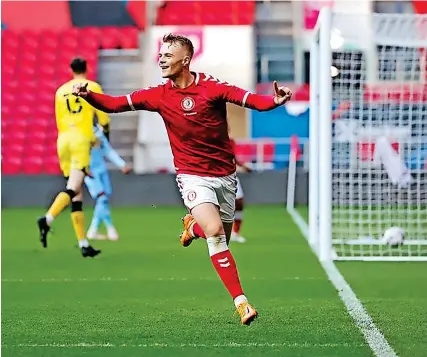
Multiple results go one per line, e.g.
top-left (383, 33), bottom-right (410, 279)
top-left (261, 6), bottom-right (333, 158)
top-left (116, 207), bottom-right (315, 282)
top-left (72, 83), bottom-right (131, 113)
top-left (219, 80), bottom-right (292, 111)
top-left (73, 83), bottom-right (160, 113)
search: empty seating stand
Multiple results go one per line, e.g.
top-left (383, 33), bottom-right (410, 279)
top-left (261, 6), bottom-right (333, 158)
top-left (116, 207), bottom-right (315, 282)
top-left (1, 26), bottom-right (139, 175)
top-left (156, 1), bottom-right (255, 25)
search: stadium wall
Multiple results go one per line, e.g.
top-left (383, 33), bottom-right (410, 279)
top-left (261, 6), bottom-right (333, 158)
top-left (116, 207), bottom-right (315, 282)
top-left (1, 171), bottom-right (308, 208)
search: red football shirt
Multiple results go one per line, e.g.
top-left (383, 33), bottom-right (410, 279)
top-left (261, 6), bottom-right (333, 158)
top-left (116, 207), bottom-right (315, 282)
top-left (84, 72), bottom-right (278, 177)
top-left (127, 73), bottom-right (253, 177)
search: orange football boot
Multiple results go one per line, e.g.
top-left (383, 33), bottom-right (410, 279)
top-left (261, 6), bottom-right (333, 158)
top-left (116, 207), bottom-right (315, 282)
top-left (235, 302), bottom-right (258, 326)
top-left (180, 214), bottom-right (198, 247)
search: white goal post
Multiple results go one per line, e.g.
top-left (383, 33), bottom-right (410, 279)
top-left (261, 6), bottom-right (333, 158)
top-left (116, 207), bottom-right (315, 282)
top-left (308, 9), bottom-right (427, 261)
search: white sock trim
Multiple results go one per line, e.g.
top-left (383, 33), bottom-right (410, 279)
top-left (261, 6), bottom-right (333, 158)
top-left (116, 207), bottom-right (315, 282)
top-left (78, 239), bottom-right (89, 248)
top-left (234, 294), bottom-right (248, 308)
top-left (45, 214), bottom-right (54, 225)
top-left (206, 235), bottom-right (228, 257)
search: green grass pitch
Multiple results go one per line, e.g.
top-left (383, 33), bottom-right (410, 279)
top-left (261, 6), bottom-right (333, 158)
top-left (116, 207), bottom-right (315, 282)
top-left (2, 205), bottom-right (426, 357)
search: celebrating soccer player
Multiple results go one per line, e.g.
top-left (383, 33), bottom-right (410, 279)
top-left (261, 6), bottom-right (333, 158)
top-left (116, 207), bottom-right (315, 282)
top-left (85, 124), bottom-right (131, 240)
top-left (37, 58), bottom-right (110, 258)
top-left (72, 34), bottom-right (292, 324)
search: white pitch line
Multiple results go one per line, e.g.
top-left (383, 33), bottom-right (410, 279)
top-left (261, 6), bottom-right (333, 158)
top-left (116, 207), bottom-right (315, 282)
top-left (287, 207), bottom-right (398, 357)
top-left (1, 276), bottom-right (322, 283)
top-left (2, 342), bottom-right (364, 349)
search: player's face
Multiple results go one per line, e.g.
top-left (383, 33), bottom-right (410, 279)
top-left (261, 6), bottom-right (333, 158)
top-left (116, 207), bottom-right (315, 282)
top-left (158, 42), bottom-right (190, 79)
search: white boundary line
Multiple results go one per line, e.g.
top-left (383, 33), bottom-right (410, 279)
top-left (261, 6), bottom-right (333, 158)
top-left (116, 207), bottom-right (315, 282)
top-left (1, 276), bottom-right (322, 283)
top-left (287, 207), bottom-right (398, 357)
top-left (2, 342), bottom-right (365, 349)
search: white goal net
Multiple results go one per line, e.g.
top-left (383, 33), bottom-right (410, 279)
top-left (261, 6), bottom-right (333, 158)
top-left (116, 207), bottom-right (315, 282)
top-left (310, 10), bottom-right (427, 261)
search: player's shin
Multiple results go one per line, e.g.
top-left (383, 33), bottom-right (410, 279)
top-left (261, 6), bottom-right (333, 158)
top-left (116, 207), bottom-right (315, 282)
top-left (206, 235), bottom-right (246, 306)
top-left (46, 189), bottom-right (76, 224)
top-left (89, 196), bottom-right (105, 233)
top-left (70, 201), bottom-right (89, 248)
top-left (99, 196), bottom-right (113, 229)
top-left (100, 196), bottom-right (118, 240)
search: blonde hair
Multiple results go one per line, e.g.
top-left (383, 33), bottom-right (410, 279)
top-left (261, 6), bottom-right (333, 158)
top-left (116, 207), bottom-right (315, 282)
top-left (162, 33), bottom-right (195, 59)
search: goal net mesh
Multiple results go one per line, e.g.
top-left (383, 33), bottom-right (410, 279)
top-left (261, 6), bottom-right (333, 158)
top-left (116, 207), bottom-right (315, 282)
top-left (330, 13), bottom-right (427, 258)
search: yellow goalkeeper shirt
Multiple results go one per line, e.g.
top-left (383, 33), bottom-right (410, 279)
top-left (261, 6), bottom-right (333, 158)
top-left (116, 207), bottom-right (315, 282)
top-left (55, 79), bottom-right (110, 140)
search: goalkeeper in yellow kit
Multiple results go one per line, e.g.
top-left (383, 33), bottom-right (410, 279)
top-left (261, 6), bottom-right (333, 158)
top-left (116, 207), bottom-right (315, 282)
top-left (37, 58), bottom-right (110, 258)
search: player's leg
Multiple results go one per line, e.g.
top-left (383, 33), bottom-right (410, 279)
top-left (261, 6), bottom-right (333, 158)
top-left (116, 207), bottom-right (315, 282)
top-left (68, 134), bottom-right (101, 257)
top-left (179, 174), bottom-right (257, 325)
top-left (70, 187), bottom-right (101, 258)
top-left (216, 174), bottom-right (257, 324)
top-left (192, 202), bottom-right (256, 325)
top-left (85, 174), bottom-right (105, 240)
top-left (231, 177), bottom-right (246, 243)
top-left (99, 172), bottom-right (118, 240)
top-left (37, 134), bottom-right (78, 247)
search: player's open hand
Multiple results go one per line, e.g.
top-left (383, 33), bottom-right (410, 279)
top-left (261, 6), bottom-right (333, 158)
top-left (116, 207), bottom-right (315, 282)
top-left (122, 166), bottom-right (131, 175)
top-left (273, 81), bottom-right (292, 105)
top-left (72, 83), bottom-right (89, 98)
top-left (243, 165), bottom-right (253, 173)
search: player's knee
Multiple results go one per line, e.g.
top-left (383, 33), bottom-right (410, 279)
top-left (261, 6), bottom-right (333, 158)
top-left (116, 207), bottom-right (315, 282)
top-left (203, 221), bottom-right (224, 237)
top-left (71, 201), bottom-right (83, 212)
top-left (64, 189), bottom-right (77, 200)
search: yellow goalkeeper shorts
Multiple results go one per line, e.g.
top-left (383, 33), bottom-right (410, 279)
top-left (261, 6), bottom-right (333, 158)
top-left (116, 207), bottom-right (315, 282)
top-left (57, 131), bottom-right (92, 178)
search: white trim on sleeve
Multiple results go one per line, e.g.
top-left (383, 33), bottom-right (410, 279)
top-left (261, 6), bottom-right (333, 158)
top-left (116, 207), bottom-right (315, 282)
top-left (126, 94), bottom-right (136, 111)
top-left (242, 92), bottom-right (250, 107)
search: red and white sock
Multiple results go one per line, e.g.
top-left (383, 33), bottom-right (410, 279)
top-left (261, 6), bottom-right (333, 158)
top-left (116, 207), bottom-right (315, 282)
top-left (233, 211), bottom-right (243, 235)
top-left (206, 235), bottom-right (247, 307)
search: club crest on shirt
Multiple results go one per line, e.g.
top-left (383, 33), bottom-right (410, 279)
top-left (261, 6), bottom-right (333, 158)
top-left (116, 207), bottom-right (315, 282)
top-left (181, 97), bottom-right (195, 111)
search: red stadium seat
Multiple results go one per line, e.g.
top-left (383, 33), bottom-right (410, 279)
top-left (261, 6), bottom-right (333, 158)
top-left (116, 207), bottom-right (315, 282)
top-left (61, 27), bottom-right (80, 40)
top-left (1, 106), bottom-right (14, 122)
top-left (35, 104), bottom-right (54, 117)
top-left (2, 156), bottom-right (22, 175)
top-left (20, 52), bottom-right (38, 67)
top-left (14, 105), bottom-right (33, 118)
top-left (38, 65), bottom-right (56, 79)
top-left (1, 92), bottom-right (17, 107)
top-left (39, 29), bottom-right (59, 52)
top-left (7, 143), bottom-right (26, 157)
top-left (44, 155), bottom-right (61, 174)
top-left (26, 144), bottom-right (46, 157)
top-left (80, 27), bottom-right (102, 42)
top-left (100, 27), bottom-right (121, 49)
top-left (27, 132), bottom-right (47, 146)
top-left (19, 91), bottom-right (37, 105)
top-left (156, 0), bottom-right (255, 25)
top-left (2, 31), bottom-right (20, 55)
top-left (23, 156), bottom-right (44, 174)
top-left (2, 80), bottom-right (20, 93)
top-left (37, 51), bottom-right (58, 66)
top-left (1, 120), bottom-right (8, 132)
top-left (120, 26), bottom-right (139, 49)
top-left (2, 65), bottom-right (15, 79)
